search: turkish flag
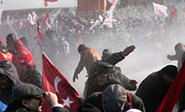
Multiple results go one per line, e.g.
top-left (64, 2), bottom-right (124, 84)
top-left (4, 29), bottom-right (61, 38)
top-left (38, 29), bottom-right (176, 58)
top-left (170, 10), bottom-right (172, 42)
top-left (34, 18), bottom-right (43, 41)
top-left (42, 53), bottom-right (82, 112)
top-left (156, 61), bottom-right (185, 112)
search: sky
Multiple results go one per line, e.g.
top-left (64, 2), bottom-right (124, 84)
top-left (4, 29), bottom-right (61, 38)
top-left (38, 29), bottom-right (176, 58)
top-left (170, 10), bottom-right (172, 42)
top-left (3, 0), bottom-right (77, 10)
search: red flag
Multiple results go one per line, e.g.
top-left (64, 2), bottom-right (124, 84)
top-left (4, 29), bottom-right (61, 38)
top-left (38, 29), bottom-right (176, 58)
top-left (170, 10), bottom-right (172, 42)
top-left (34, 18), bottom-right (43, 40)
top-left (156, 61), bottom-right (185, 112)
top-left (42, 11), bottom-right (50, 25)
top-left (42, 53), bottom-right (82, 112)
top-left (44, 0), bottom-right (48, 7)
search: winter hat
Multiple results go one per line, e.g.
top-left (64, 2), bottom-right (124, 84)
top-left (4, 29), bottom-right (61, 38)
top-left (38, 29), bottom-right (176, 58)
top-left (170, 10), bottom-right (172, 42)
top-left (102, 48), bottom-right (113, 60)
top-left (161, 65), bottom-right (177, 78)
top-left (96, 62), bottom-right (114, 76)
top-left (13, 83), bottom-right (44, 101)
top-left (126, 109), bottom-right (142, 112)
top-left (102, 84), bottom-right (127, 112)
top-left (77, 103), bottom-right (100, 112)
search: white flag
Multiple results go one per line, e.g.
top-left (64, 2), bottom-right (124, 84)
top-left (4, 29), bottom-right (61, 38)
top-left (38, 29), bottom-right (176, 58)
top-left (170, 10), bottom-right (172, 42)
top-left (102, 0), bottom-right (118, 28)
top-left (27, 13), bottom-right (34, 25)
top-left (153, 2), bottom-right (168, 16)
top-left (32, 11), bottom-right (37, 24)
top-left (0, 1), bottom-right (4, 25)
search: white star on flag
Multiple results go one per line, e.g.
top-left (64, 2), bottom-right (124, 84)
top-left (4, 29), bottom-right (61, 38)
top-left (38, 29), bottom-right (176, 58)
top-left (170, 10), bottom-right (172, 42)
top-left (62, 96), bottom-right (74, 108)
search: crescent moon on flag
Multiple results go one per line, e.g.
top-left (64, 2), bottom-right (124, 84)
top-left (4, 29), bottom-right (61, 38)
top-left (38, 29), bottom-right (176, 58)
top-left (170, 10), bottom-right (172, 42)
top-left (54, 76), bottom-right (61, 93)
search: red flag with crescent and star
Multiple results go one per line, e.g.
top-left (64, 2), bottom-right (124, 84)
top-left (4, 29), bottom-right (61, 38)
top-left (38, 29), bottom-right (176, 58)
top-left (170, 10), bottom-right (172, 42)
top-left (42, 53), bottom-right (82, 112)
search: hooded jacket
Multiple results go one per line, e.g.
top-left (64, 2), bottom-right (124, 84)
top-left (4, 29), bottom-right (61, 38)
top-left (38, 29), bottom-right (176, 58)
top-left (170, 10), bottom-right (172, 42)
top-left (13, 40), bottom-right (34, 73)
top-left (0, 60), bottom-right (21, 105)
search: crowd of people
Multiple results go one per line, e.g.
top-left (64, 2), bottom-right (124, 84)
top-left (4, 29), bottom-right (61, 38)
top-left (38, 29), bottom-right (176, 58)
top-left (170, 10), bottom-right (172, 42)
top-left (0, 2), bottom-right (185, 112)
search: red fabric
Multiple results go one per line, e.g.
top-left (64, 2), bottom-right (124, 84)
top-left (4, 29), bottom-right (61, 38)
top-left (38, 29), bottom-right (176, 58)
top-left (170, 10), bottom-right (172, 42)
top-left (42, 11), bottom-right (50, 25)
top-left (44, 1), bottom-right (48, 7)
top-left (34, 18), bottom-right (43, 41)
top-left (0, 39), bottom-right (3, 44)
top-left (0, 52), bottom-right (13, 62)
top-left (169, 8), bottom-right (177, 19)
top-left (13, 41), bottom-right (34, 67)
top-left (42, 53), bottom-right (82, 112)
top-left (156, 61), bottom-right (185, 112)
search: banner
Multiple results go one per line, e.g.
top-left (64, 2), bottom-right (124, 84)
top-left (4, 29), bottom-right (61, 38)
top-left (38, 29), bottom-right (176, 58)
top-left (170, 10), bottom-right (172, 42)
top-left (102, 0), bottom-right (118, 28)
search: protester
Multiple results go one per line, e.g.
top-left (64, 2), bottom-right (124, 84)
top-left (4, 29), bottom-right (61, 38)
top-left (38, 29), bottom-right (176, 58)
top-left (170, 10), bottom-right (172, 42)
top-left (167, 42), bottom-right (185, 70)
top-left (6, 33), bottom-right (17, 54)
top-left (85, 84), bottom-right (146, 112)
top-left (20, 36), bottom-right (33, 54)
top-left (72, 44), bottom-right (101, 99)
top-left (13, 40), bottom-right (42, 88)
top-left (135, 65), bottom-right (178, 112)
top-left (73, 44), bottom-right (101, 82)
top-left (85, 45), bottom-right (136, 99)
top-left (94, 62), bottom-right (137, 92)
top-left (0, 60), bottom-right (21, 105)
top-left (0, 40), bottom-right (13, 62)
top-left (4, 83), bottom-right (69, 112)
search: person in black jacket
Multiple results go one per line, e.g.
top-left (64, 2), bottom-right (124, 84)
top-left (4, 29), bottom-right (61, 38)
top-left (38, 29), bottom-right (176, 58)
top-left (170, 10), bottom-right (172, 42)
top-left (0, 60), bottom-right (21, 105)
top-left (85, 84), bottom-right (146, 112)
top-left (135, 65), bottom-right (178, 112)
top-left (85, 45), bottom-right (136, 99)
top-left (167, 42), bottom-right (185, 70)
top-left (4, 83), bottom-right (68, 112)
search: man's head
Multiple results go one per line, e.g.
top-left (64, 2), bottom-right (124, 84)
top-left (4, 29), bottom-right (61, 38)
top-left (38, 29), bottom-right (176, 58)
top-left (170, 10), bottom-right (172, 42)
top-left (78, 44), bottom-right (86, 53)
top-left (174, 42), bottom-right (185, 52)
top-left (161, 65), bottom-right (177, 84)
top-left (96, 62), bottom-right (114, 85)
top-left (102, 48), bottom-right (113, 60)
top-left (0, 60), bottom-right (19, 89)
top-left (102, 84), bottom-right (127, 112)
top-left (13, 83), bottom-right (45, 112)
top-left (6, 33), bottom-right (17, 53)
top-left (6, 33), bottom-right (17, 47)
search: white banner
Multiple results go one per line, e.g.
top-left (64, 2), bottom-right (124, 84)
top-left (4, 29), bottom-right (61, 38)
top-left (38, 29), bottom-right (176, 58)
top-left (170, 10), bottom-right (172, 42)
top-left (102, 0), bottom-right (118, 28)
top-left (153, 2), bottom-right (168, 16)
